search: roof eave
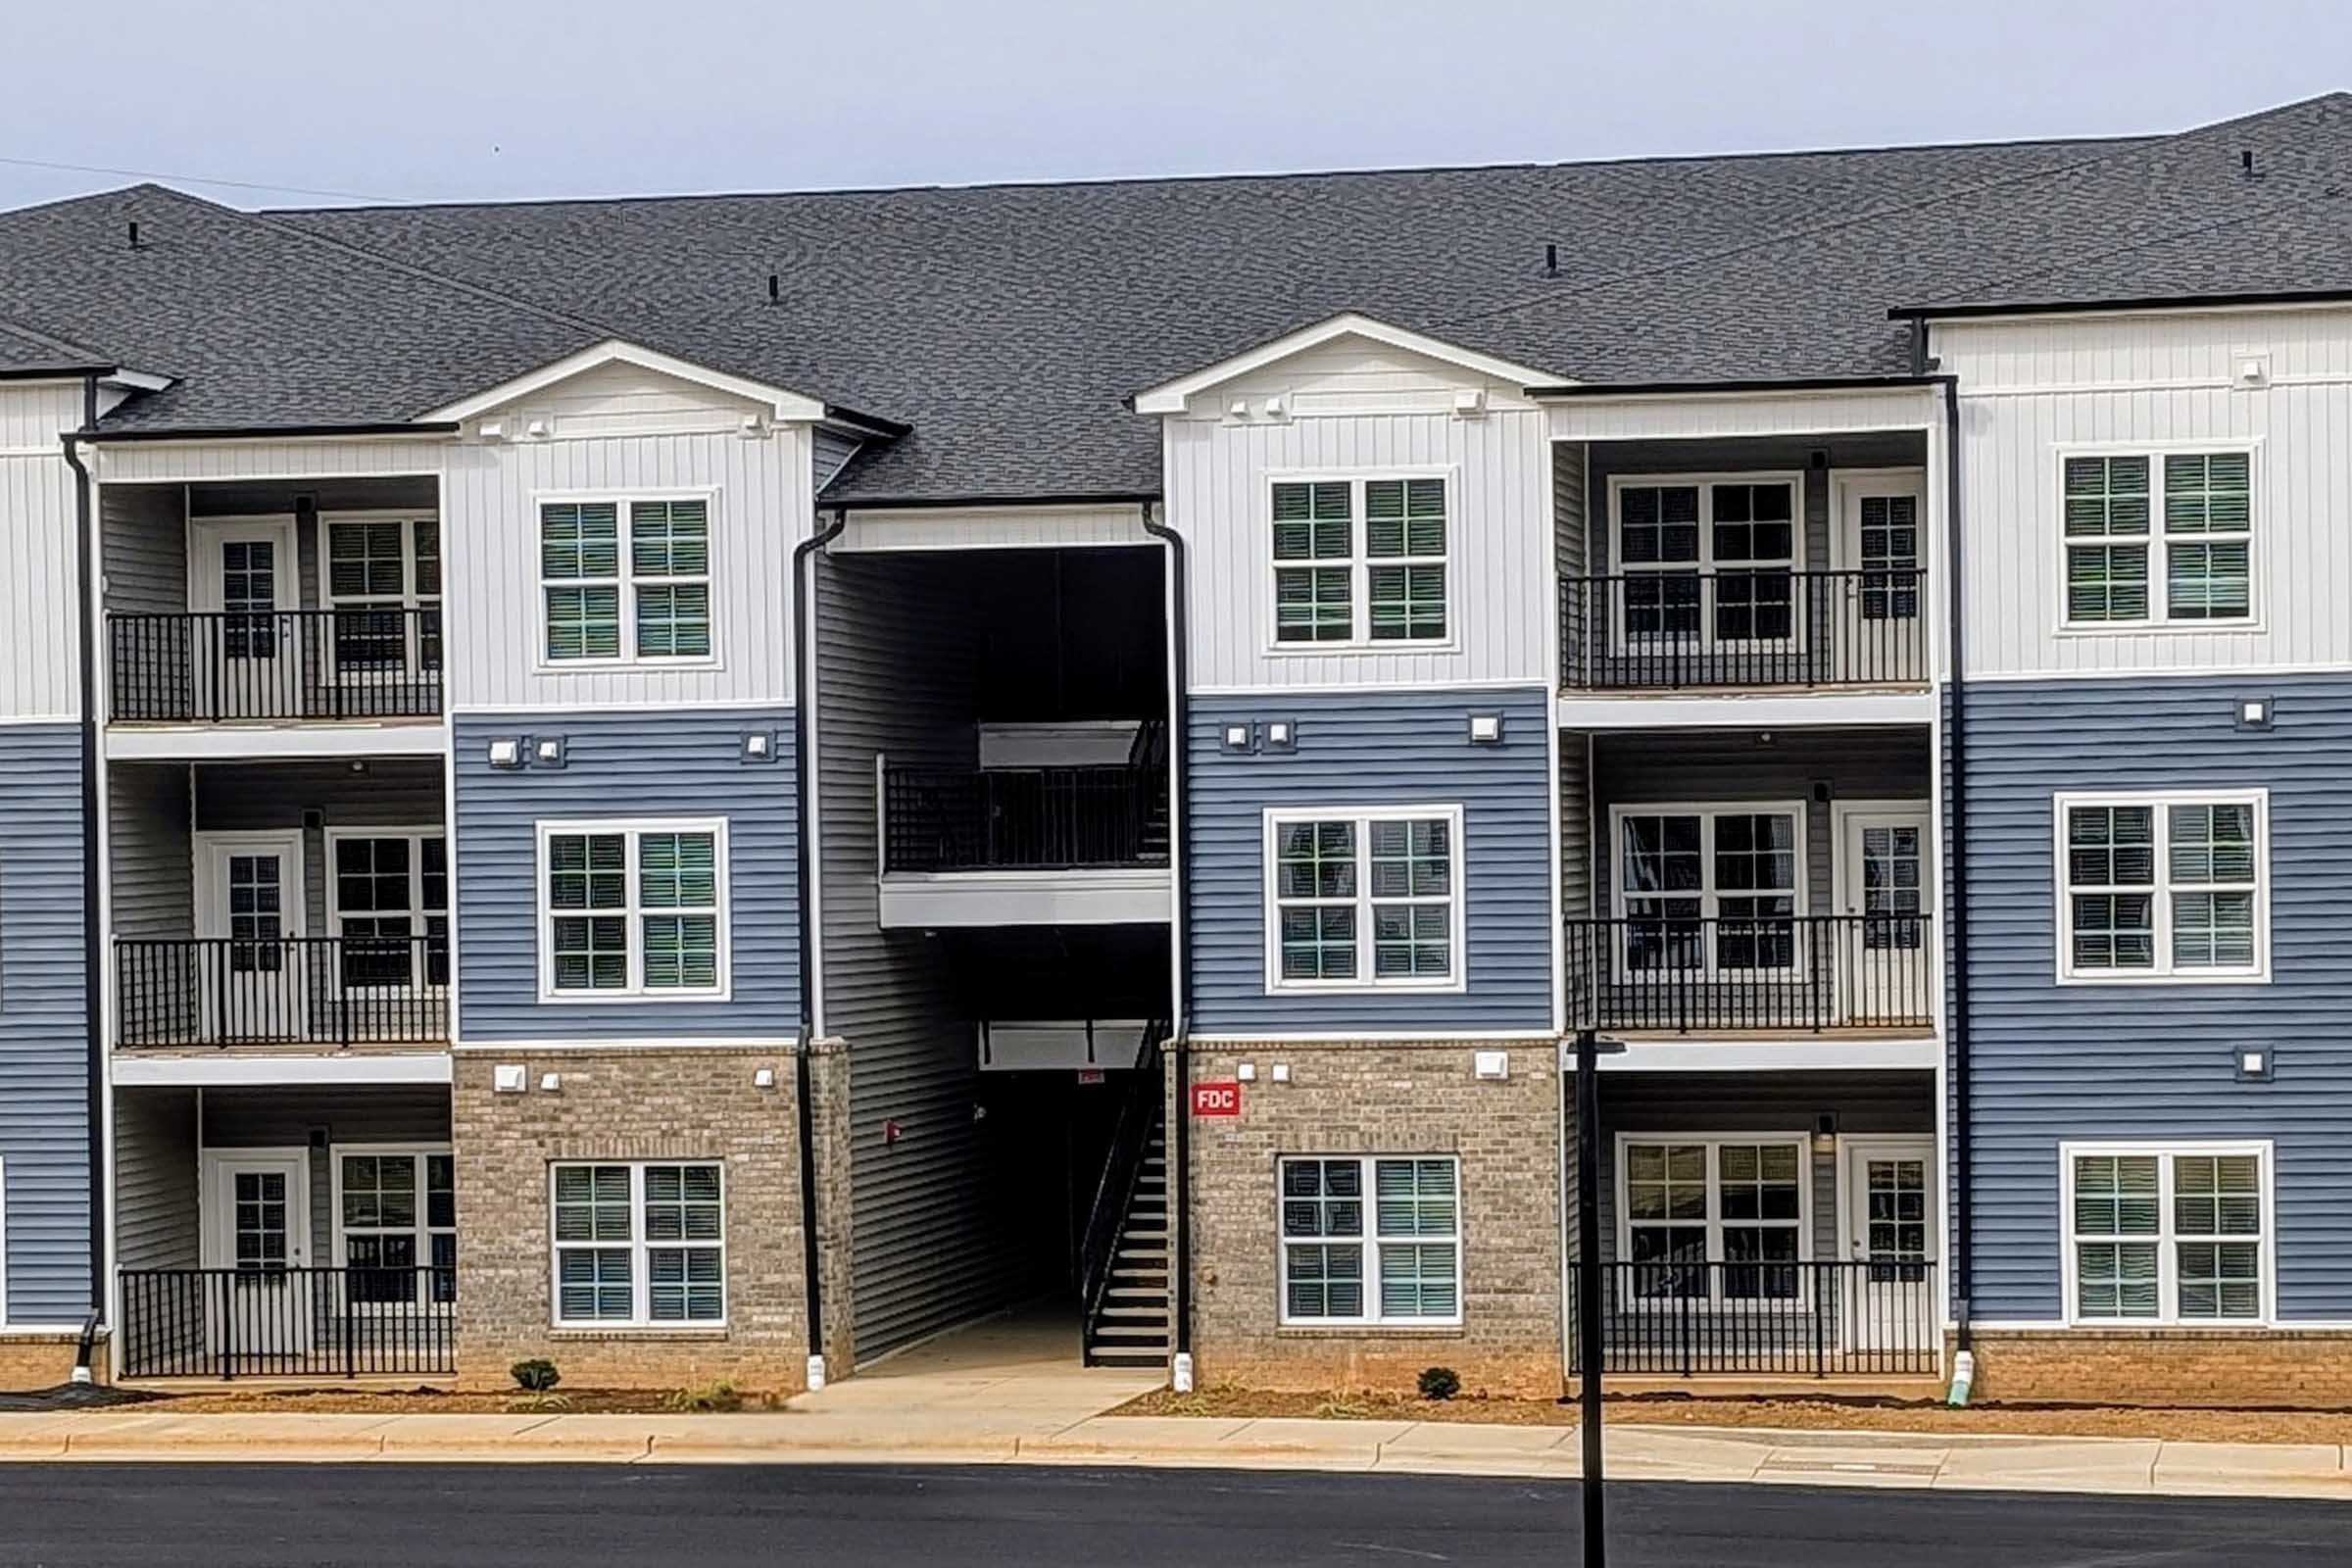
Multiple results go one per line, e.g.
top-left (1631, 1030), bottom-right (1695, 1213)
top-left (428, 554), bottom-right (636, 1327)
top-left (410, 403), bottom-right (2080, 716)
top-left (1890, 287), bottom-right (2352, 322)
top-left (1527, 372), bottom-right (1947, 400)
top-left (79, 419), bottom-right (464, 444)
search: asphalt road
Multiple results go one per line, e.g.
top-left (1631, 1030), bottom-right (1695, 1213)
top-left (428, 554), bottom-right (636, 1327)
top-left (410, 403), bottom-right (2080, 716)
top-left (0, 1464), bottom-right (2345, 1566)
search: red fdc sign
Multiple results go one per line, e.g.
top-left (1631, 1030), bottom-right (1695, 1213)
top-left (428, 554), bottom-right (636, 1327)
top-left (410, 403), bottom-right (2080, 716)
top-left (1191, 1080), bottom-right (1243, 1118)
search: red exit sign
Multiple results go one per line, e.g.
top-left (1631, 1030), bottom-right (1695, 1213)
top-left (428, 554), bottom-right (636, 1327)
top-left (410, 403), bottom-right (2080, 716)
top-left (1191, 1080), bottom-right (1243, 1118)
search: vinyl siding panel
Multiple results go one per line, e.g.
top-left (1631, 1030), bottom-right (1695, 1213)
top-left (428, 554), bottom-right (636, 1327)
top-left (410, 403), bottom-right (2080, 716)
top-left (1189, 687), bottom-right (1553, 1034)
top-left (452, 708), bottom-right (798, 1042)
top-left (440, 427), bottom-right (808, 710)
top-left (99, 484), bottom-right (184, 616)
top-left (194, 760), bottom-right (445, 936)
top-left (1559, 731), bottom-right (1592, 919)
top-left (1939, 307), bottom-right (2352, 678)
top-left (813, 552), bottom-right (1027, 1359)
top-left (107, 764), bottom-right (192, 941)
top-left (0, 722), bottom-right (90, 1322)
top-left (112, 1088), bottom-right (198, 1273)
top-left (1956, 671), bottom-right (2352, 1319)
top-left (1552, 442), bottom-right (1587, 590)
top-left (0, 383), bottom-right (83, 720)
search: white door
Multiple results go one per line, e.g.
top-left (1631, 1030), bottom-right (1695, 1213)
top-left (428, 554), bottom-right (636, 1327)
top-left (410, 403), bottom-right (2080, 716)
top-left (1836, 807), bottom-right (1930, 1025)
top-left (1839, 1138), bottom-right (1936, 1358)
top-left (1837, 475), bottom-right (1926, 682)
top-left (196, 832), bottom-right (307, 1043)
top-left (202, 1151), bottom-right (314, 1366)
top-left (188, 519), bottom-right (297, 719)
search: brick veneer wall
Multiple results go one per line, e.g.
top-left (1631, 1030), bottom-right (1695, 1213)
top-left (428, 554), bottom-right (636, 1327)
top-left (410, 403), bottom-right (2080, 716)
top-left (1966, 1329), bottom-right (2352, 1406)
top-left (0, 1334), bottom-right (98, 1391)
top-left (452, 1046), bottom-right (815, 1393)
top-left (1176, 1041), bottom-right (1565, 1396)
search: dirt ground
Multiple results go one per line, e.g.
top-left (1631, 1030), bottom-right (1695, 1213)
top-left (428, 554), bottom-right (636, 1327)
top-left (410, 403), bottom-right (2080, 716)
top-left (1114, 1385), bottom-right (2352, 1446)
top-left (105, 1387), bottom-right (783, 1415)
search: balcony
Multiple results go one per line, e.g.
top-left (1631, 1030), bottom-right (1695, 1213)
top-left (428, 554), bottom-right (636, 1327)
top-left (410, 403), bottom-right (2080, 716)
top-left (1559, 568), bottom-right (1928, 691)
top-left (877, 761), bottom-right (1172, 926)
top-left (1564, 913), bottom-right (1934, 1035)
top-left (108, 608), bottom-right (444, 724)
top-left (1565, 1259), bottom-right (1940, 1378)
top-left (119, 1265), bottom-right (456, 1380)
top-left (116, 935), bottom-right (450, 1051)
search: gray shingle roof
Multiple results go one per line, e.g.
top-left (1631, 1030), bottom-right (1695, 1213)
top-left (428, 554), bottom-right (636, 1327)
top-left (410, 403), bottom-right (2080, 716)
top-left (2, 95), bottom-right (2347, 498)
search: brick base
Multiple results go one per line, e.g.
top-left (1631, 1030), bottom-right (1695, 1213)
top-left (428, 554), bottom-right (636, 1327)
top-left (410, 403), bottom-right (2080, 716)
top-left (1966, 1329), bottom-right (2352, 1407)
top-left (0, 1335), bottom-right (102, 1392)
top-left (1178, 1040), bottom-right (1565, 1398)
top-left (452, 1046), bottom-right (813, 1395)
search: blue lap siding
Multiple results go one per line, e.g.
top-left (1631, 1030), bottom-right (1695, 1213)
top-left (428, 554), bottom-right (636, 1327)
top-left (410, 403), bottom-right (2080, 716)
top-left (1187, 687), bottom-right (1554, 1035)
top-left (1956, 672), bottom-right (2352, 1321)
top-left (0, 722), bottom-right (90, 1324)
top-left (452, 709), bottom-right (799, 1042)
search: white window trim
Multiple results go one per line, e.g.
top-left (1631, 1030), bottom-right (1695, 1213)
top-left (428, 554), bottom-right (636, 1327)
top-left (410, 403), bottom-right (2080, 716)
top-left (2051, 441), bottom-right (2262, 633)
top-left (1261, 804), bottom-right (1468, 996)
top-left (2051, 788), bottom-right (2270, 985)
top-left (1612, 1131), bottom-right (1816, 1278)
top-left (1607, 800), bottom-right (1810, 977)
top-left (2059, 1140), bottom-right (2276, 1328)
top-left (323, 825), bottom-right (448, 998)
top-left (1604, 470), bottom-right (1806, 652)
top-left (328, 1143), bottom-right (457, 1312)
top-left (316, 510), bottom-right (442, 683)
top-left (1262, 467), bottom-right (1460, 655)
top-left (1275, 1153), bottom-right (1463, 1329)
top-left (548, 1159), bottom-right (729, 1330)
top-left (533, 489), bottom-right (721, 671)
top-left (534, 817), bottom-right (733, 1004)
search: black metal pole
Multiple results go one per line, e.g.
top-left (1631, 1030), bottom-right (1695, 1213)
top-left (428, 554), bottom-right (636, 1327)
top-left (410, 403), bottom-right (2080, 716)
top-left (1575, 1026), bottom-right (1606, 1568)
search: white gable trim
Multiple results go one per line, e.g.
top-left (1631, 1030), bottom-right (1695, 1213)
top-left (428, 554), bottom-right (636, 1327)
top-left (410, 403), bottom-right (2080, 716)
top-left (422, 338), bottom-right (829, 424)
top-left (1132, 313), bottom-right (1566, 415)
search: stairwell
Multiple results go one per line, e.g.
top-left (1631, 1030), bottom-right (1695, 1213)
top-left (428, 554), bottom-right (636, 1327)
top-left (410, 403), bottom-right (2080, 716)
top-left (1084, 1104), bottom-right (1171, 1368)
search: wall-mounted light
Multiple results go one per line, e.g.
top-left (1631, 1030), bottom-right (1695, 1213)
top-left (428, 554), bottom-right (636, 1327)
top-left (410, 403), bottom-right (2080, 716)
top-left (1270, 1062), bottom-right (1292, 1083)
top-left (533, 736), bottom-right (567, 768)
top-left (524, 418), bottom-right (549, 439)
top-left (1811, 1111), bottom-right (1839, 1156)
top-left (741, 730), bottom-right (778, 763)
top-left (1452, 387), bottom-right (1488, 418)
top-left (487, 738), bottom-right (524, 769)
top-left (1265, 719), bottom-right (1297, 752)
top-left (754, 1067), bottom-right (778, 1090)
top-left (1237, 1062), bottom-right (1257, 1082)
top-left (739, 413), bottom-right (767, 438)
top-left (1227, 398), bottom-right (1250, 420)
top-left (1260, 395), bottom-right (1287, 421)
top-left (477, 420), bottom-right (506, 442)
top-left (2235, 356), bottom-right (2271, 389)
top-left (1221, 722), bottom-right (1253, 754)
top-left (1473, 1050), bottom-right (1509, 1080)
top-left (492, 1064), bottom-right (527, 1094)
top-left (2235, 697), bottom-right (2275, 732)
top-left (538, 1072), bottom-right (563, 1093)
top-left (1467, 712), bottom-right (1504, 745)
top-left (2235, 1047), bottom-right (2275, 1082)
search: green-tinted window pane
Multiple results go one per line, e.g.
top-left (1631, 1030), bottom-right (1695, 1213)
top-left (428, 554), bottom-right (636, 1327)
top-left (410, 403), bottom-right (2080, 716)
top-left (631, 500), bottom-right (709, 576)
top-left (635, 584), bottom-right (711, 658)
top-left (2166, 540), bottom-right (2250, 619)
top-left (639, 833), bottom-right (717, 909)
top-left (2164, 453), bottom-right (2252, 534)
top-left (644, 914), bottom-right (719, 989)
top-left (1368, 563), bottom-right (1446, 641)
top-left (2075, 1241), bottom-right (2160, 1318)
top-left (1274, 566), bottom-right (1352, 642)
top-left (546, 584), bottom-right (622, 661)
top-left (2066, 543), bottom-right (2149, 621)
top-left (2063, 456), bottom-right (2150, 538)
top-left (1377, 1242), bottom-right (1458, 1318)
top-left (1284, 1242), bottom-right (1364, 1319)
top-left (1272, 481), bottom-right (1352, 562)
top-left (557, 1247), bottom-right (632, 1320)
top-left (541, 503), bottom-right (619, 578)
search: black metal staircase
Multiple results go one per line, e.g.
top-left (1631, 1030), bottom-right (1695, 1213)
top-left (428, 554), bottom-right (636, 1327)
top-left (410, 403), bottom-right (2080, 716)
top-left (1080, 1026), bottom-right (1171, 1369)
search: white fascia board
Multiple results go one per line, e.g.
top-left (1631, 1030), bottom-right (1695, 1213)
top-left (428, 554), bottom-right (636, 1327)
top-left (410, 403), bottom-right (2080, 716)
top-left (112, 1053), bottom-right (454, 1088)
top-left (105, 720), bottom-right (450, 763)
top-left (421, 338), bottom-right (830, 424)
top-left (1583, 1037), bottom-right (1941, 1073)
top-left (1132, 313), bottom-right (1566, 415)
top-left (1554, 691), bottom-right (1936, 730)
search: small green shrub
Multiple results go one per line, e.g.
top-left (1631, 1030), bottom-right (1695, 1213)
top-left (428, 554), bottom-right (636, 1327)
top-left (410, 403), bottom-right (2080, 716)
top-left (1417, 1366), bottom-right (1461, 1401)
top-left (511, 1358), bottom-right (562, 1404)
top-left (666, 1380), bottom-right (745, 1413)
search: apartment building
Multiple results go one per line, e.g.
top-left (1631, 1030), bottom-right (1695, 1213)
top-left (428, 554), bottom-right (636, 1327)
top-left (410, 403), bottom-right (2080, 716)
top-left (1, 92), bottom-right (2348, 1403)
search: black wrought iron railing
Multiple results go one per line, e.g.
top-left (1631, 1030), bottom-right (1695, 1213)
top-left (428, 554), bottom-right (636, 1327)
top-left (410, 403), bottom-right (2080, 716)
top-left (1078, 1026), bottom-right (1166, 1312)
top-left (1559, 569), bottom-right (1928, 689)
top-left (1566, 1260), bottom-right (1940, 1377)
top-left (115, 936), bottom-right (451, 1049)
top-left (119, 1266), bottom-right (457, 1380)
top-left (1564, 913), bottom-right (1934, 1032)
top-left (882, 763), bottom-right (1170, 872)
top-left (108, 608), bottom-right (444, 721)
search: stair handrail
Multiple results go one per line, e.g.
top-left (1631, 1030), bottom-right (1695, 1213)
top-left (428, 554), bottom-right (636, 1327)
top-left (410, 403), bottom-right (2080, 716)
top-left (1078, 1021), bottom-right (1168, 1333)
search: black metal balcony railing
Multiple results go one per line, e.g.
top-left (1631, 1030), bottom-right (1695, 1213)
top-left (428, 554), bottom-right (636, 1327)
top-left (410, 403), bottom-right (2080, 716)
top-left (1566, 1260), bottom-right (1941, 1377)
top-left (119, 1266), bottom-right (457, 1380)
top-left (108, 608), bottom-right (444, 722)
top-left (882, 764), bottom-right (1171, 873)
top-left (116, 936), bottom-right (451, 1049)
top-left (1564, 913), bottom-right (1934, 1032)
top-left (1559, 569), bottom-right (1928, 689)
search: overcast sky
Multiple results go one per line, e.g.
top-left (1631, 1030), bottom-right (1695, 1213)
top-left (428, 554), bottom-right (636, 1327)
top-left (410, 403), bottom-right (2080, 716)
top-left (3, 1), bottom-right (2344, 211)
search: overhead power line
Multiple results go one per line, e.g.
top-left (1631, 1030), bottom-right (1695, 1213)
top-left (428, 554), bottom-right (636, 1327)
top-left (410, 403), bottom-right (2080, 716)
top-left (0, 153), bottom-right (401, 205)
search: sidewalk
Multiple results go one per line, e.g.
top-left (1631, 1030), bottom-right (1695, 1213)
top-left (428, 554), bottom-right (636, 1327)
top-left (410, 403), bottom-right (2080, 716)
top-left (2, 1405), bottom-right (2349, 1499)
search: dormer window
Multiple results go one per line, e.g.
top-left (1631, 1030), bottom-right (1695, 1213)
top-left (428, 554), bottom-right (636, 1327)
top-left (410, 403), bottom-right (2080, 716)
top-left (1270, 475), bottom-right (1450, 647)
top-left (539, 496), bottom-right (714, 664)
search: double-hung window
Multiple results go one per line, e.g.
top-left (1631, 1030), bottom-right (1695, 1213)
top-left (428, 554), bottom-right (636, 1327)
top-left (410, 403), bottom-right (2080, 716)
top-left (538, 819), bottom-right (729, 1001)
top-left (1271, 475), bottom-right (1448, 646)
top-left (2056, 791), bottom-right (2267, 981)
top-left (338, 1149), bottom-right (457, 1305)
top-left (541, 497), bottom-right (713, 664)
top-left (1613, 475), bottom-right (1798, 648)
top-left (2062, 451), bottom-right (2254, 625)
top-left (1279, 1155), bottom-right (1460, 1325)
top-left (328, 829), bottom-right (450, 995)
top-left (1265, 806), bottom-right (1464, 992)
top-left (551, 1161), bottom-right (726, 1327)
top-left (322, 514), bottom-right (442, 680)
top-left (1619, 1136), bottom-right (1806, 1300)
top-left (2066, 1145), bottom-right (2269, 1324)
top-left (1613, 804), bottom-right (1803, 974)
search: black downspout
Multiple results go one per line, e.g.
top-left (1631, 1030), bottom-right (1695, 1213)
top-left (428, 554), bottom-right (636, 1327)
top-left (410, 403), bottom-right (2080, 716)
top-left (1139, 505), bottom-right (1192, 1366)
top-left (1937, 370), bottom-right (1974, 1354)
top-left (63, 378), bottom-right (104, 1324)
top-left (790, 508), bottom-right (847, 1371)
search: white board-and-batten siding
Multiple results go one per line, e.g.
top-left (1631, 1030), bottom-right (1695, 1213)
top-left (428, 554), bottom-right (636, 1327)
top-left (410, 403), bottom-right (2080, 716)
top-left (1938, 306), bottom-right (2352, 680)
top-left (1, 382), bottom-right (87, 721)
